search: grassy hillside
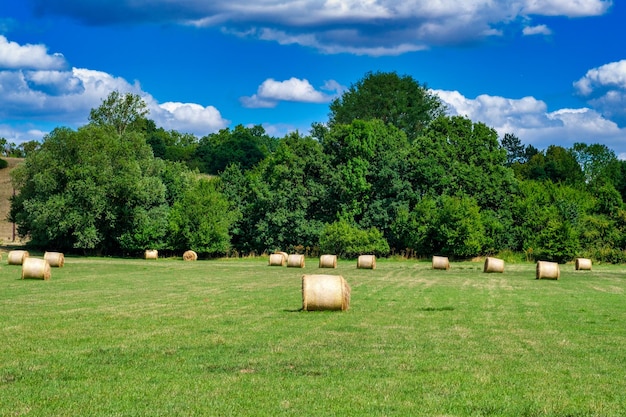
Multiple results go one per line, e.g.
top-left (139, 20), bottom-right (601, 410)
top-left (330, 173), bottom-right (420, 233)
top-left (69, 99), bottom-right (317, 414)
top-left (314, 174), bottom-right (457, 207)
top-left (1, 257), bottom-right (625, 416)
top-left (0, 157), bottom-right (24, 246)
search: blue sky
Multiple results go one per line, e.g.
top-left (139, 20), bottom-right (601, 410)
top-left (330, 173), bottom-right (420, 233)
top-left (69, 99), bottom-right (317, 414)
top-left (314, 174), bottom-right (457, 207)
top-left (1, 0), bottom-right (626, 157)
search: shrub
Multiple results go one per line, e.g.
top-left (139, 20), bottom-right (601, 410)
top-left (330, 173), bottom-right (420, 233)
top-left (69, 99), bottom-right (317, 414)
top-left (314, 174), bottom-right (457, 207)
top-left (0, 158), bottom-right (7, 169)
top-left (319, 220), bottom-right (390, 258)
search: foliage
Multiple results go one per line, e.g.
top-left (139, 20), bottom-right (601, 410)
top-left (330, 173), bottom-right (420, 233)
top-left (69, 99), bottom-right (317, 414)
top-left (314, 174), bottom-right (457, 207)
top-left (167, 177), bottom-right (236, 255)
top-left (319, 219), bottom-right (390, 258)
top-left (88, 90), bottom-right (149, 136)
top-left (194, 124), bottom-right (277, 174)
top-left (328, 71), bottom-right (445, 141)
top-left (10, 125), bottom-right (171, 253)
top-left (393, 195), bottom-right (485, 258)
top-left (0, 158), bottom-right (7, 169)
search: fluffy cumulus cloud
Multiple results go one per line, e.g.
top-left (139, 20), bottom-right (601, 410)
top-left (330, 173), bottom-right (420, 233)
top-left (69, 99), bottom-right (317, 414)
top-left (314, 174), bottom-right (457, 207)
top-left (0, 37), bottom-right (229, 142)
top-left (573, 59), bottom-right (626, 124)
top-left (241, 77), bottom-right (344, 108)
top-left (29, 0), bottom-right (613, 56)
top-left (435, 88), bottom-right (626, 156)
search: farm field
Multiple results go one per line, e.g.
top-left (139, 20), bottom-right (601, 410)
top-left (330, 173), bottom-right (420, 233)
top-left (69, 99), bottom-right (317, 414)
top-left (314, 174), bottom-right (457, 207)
top-left (1, 256), bottom-right (625, 416)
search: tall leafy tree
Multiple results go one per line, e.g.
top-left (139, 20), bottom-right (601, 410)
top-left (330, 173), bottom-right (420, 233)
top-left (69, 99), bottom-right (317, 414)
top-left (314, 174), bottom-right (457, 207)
top-left (89, 91), bottom-right (149, 136)
top-left (328, 71), bottom-right (445, 141)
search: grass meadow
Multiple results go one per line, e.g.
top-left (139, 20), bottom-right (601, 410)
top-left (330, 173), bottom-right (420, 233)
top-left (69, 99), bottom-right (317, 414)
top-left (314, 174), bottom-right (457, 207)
top-left (1, 255), bottom-right (626, 416)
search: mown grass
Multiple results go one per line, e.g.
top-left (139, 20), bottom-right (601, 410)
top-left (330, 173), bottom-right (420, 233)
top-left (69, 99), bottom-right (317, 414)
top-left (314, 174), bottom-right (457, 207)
top-left (1, 256), bottom-right (625, 416)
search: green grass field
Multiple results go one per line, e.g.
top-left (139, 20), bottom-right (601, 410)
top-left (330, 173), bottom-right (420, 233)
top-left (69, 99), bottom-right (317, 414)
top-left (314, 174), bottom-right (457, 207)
top-left (1, 256), bottom-right (625, 416)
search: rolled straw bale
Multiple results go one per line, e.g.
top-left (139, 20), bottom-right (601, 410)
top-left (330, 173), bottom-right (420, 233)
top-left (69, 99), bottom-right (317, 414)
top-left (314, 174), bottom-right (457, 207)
top-left (575, 258), bottom-right (592, 271)
top-left (7, 250), bottom-right (29, 265)
top-left (287, 254), bottom-right (305, 268)
top-left (536, 261), bottom-right (560, 280)
top-left (44, 251), bottom-right (65, 268)
top-left (432, 256), bottom-right (450, 270)
top-left (268, 253), bottom-right (286, 266)
top-left (483, 257), bottom-right (504, 273)
top-left (275, 251), bottom-right (288, 263)
top-left (144, 250), bottom-right (158, 260)
top-left (357, 255), bottom-right (376, 269)
top-left (21, 258), bottom-right (51, 280)
top-left (319, 254), bottom-right (337, 268)
top-left (302, 274), bottom-right (351, 311)
top-left (183, 250), bottom-right (198, 261)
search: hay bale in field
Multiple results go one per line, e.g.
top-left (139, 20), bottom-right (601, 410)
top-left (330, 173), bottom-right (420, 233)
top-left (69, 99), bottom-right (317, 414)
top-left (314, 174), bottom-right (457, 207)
top-left (21, 258), bottom-right (51, 280)
top-left (287, 254), bottom-right (305, 268)
top-left (268, 253), bottom-right (286, 266)
top-left (357, 254), bottom-right (376, 269)
top-left (483, 257), bottom-right (504, 273)
top-left (302, 274), bottom-right (351, 311)
top-left (183, 250), bottom-right (198, 261)
top-left (319, 254), bottom-right (337, 268)
top-left (275, 251), bottom-right (288, 263)
top-left (144, 249), bottom-right (158, 260)
top-left (575, 258), bottom-right (592, 271)
top-left (44, 252), bottom-right (65, 268)
top-left (7, 250), bottom-right (29, 265)
top-left (432, 256), bottom-right (450, 270)
top-left (536, 261), bottom-right (560, 280)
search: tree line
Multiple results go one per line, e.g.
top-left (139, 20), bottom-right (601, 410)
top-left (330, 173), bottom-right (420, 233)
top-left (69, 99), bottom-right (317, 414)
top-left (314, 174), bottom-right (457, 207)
top-left (9, 71), bottom-right (626, 262)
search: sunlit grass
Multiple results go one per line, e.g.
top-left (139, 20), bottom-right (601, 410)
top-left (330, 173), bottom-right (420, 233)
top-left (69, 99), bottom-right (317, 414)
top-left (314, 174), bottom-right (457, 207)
top-left (1, 256), bottom-right (626, 416)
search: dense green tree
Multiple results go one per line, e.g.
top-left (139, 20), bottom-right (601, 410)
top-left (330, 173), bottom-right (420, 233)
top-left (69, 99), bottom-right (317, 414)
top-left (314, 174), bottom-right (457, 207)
top-left (10, 125), bottom-right (170, 253)
top-left (195, 125), bottom-right (276, 174)
top-left (501, 133), bottom-right (525, 166)
top-left (319, 220), bottom-right (389, 258)
top-left (570, 142), bottom-right (620, 186)
top-left (328, 71), bottom-right (445, 141)
top-left (89, 91), bottom-right (149, 136)
top-left (168, 177), bottom-right (236, 255)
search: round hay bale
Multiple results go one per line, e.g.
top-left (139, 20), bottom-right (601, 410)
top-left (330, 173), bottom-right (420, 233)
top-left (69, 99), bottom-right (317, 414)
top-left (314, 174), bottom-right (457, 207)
top-left (275, 251), bottom-right (288, 263)
top-left (483, 257), bottom-right (504, 273)
top-left (575, 258), bottom-right (592, 271)
top-left (7, 250), bottom-right (29, 265)
top-left (183, 250), bottom-right (198, 261)
top-left (287, 254), bottom-right (305, 268)
top-left (268, 253), bottom-right (286, 266)
top-left (432, 256), bottom-right (450, 270)
top-left (144, 250), bottom-right (158, 260)
top-left (302, 274), bottom-right (351, 311)
top-left (536, 261), bottom-right (560, 280)
top-left (22, 258), bottom-right (51, 280)
top-left (357, 255), bottom-right (376, 269)
top-left (319, 254), bottom-right (337, 268)
top-left (44, 251), bottom-right (65, 268)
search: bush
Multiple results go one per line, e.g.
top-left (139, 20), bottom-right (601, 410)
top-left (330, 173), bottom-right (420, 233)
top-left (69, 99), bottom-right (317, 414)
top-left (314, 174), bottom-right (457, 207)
top-left (0, 158), bottom-right (7, 169)
top-left (319, 220), bottom-right (390, 258)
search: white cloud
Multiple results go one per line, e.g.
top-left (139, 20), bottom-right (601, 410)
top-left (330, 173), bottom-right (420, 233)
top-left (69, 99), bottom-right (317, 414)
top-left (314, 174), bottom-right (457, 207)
top-left (0, 35), bottom-right (66, 70)
top-left (522, 24), bottom-right (552, 35)
top-left (30, 0), bottom-right (613, 56)
top-left (241, 77), bottom-right (343, 108)
top-left (434, 89), bottom-right (626, 155)
top-left (573, 59), bottom-right (626, 123)
top-left (0, 38), bottom-right (229, 141)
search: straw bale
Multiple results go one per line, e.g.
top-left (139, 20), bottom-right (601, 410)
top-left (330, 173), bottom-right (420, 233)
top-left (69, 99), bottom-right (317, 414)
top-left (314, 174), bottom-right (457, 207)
top-left (302, 274), bottom-right (351, 311)
top-left (44, 251), bottom-right (65, 268)
top-left (21, 258), bottom-right (51, 280)
top-left (319, 254), bottom-right (337, 268)
top-left (432, 256), bottom-right (450, 270)
top-left (183, 250), bottom-right (198, 261)
top-left (145, 250), bottom-right (158, 260)
top-left (287, 254), bottom-right (305, 268)
top-left (483, 257), bottom-right (504, 273)
top-left (536, 261), bottom-right (560, 280)
top-left (357, 255), bottom-right (376, 269)
top-left (7, 250), bottom-right (29, 265)
top-left (275, 251), bottom-right (288, 263)
top-left (575, 258), bottom-right (592, 271)
top-left (268, 253), bottom-right (286, 266)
